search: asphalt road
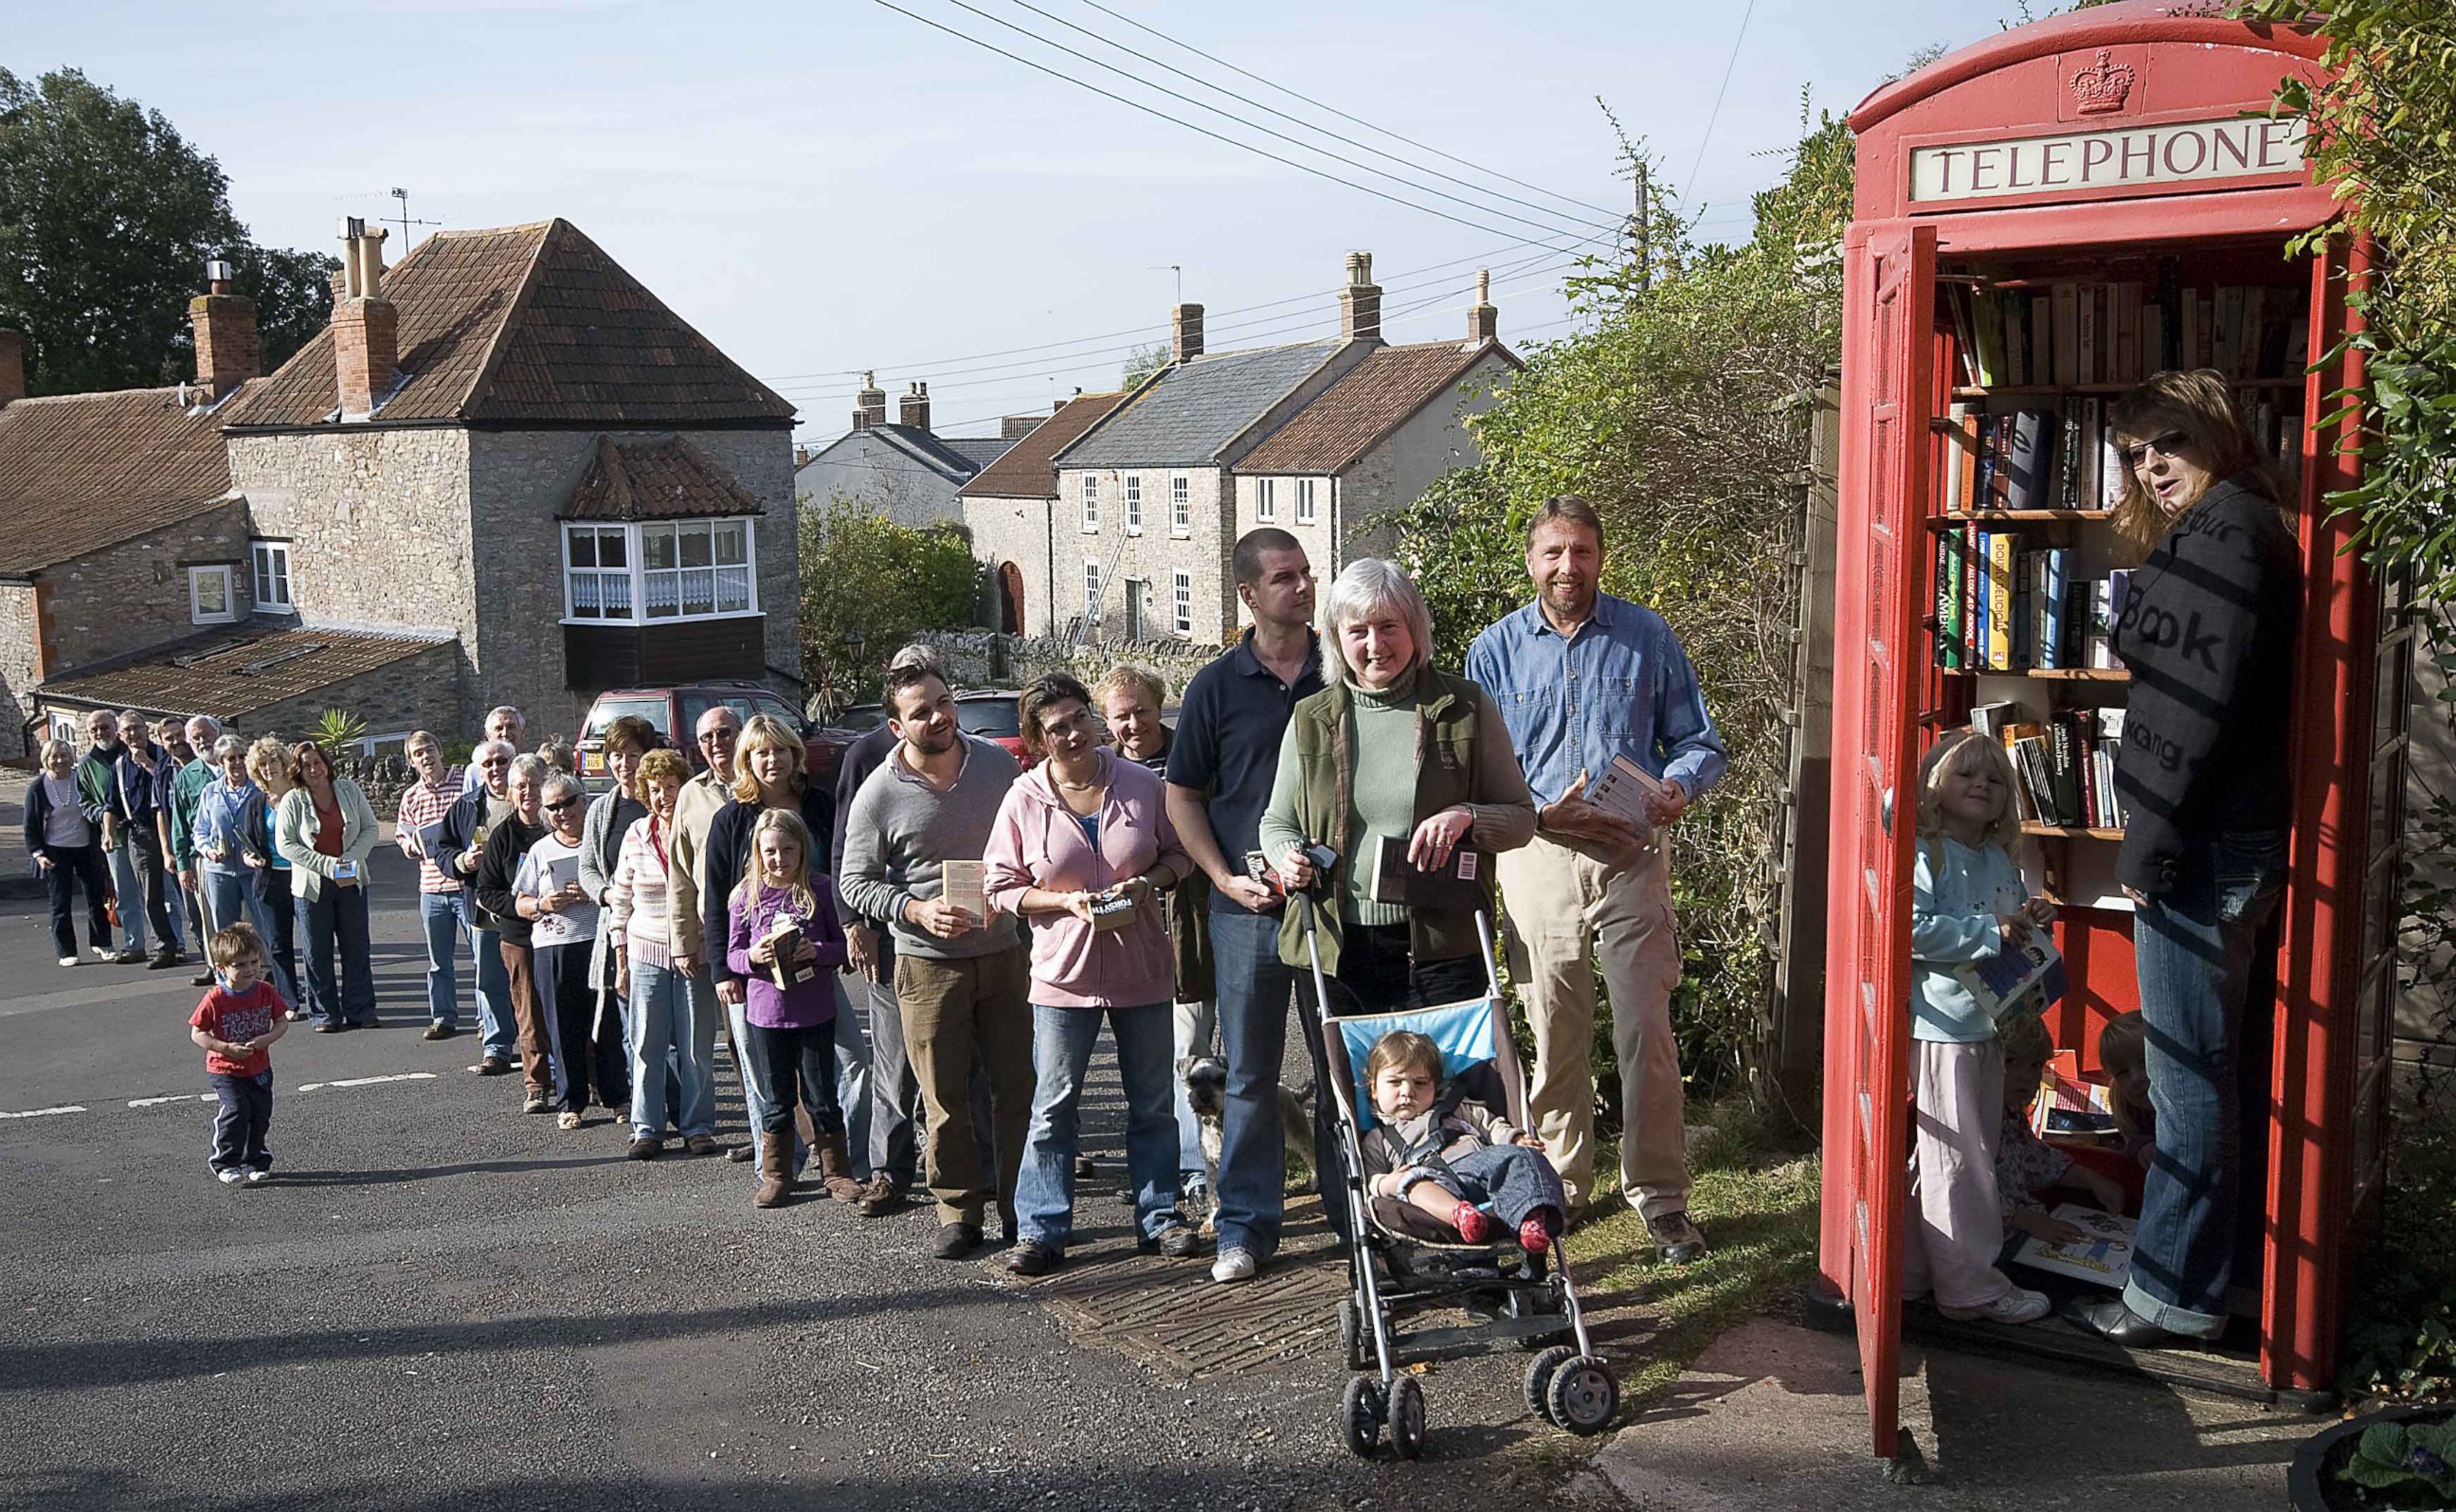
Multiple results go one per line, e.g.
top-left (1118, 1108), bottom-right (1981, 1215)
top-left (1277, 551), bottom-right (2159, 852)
top-left (0, 814), bottom-right (1616, 1511)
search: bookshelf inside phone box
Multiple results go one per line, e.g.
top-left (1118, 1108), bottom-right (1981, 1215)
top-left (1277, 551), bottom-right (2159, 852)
top-left (1815, 0), bottom-right (2416, 1453)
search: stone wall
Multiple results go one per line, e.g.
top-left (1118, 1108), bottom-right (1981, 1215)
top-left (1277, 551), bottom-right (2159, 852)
top-left (240, 641), bottom-right (468, 757)
top-left (1054, 464), bottom-right (1238, 646)
top-left (963, 492), bottom-right (1055, 638)
top-left (914, 628), bottom-right (1223, 706)
top-left (0, 583), bottom-right (40, 762)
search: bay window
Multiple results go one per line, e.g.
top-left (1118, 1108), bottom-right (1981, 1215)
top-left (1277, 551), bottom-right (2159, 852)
top-left (563, 517), bottom-right (757, 623)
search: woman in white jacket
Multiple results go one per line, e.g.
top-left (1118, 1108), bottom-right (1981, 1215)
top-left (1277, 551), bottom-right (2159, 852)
top-left (272, 742), bottom-right (382, 1032)
top-left (605, 747), bottom-right (720, 1160)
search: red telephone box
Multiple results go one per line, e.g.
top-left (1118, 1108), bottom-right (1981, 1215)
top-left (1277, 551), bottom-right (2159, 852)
top-left (1817, 0), bottom-right (2412, 1456)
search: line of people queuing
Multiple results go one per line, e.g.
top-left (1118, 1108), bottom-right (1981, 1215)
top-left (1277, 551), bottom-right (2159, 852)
top-left (50, 502), bottom-right (1733, 1286)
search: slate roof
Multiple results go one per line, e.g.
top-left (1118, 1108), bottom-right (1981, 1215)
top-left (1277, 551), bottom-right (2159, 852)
top-left (799, 423), bottom-right (1014, 486)
top-left (958, 391), bottom-right (1129, 499)
top-left (0, 387), bottom-right (237, 575)
top-left (1237, 339), bottom-right (1513, 476)
top-left (562, 434), bottom-right (765, 521)
top-left (1056, 341), bottom-right (1343, 469)
top-left (35, 623), bottom-right (454, 717)
top-left (219, 219), bottom-right (796, 431)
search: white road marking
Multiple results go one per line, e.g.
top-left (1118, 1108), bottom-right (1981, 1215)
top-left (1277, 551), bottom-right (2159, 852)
top-left (0, 1106), bottom-right (87, 1119)
top-left (10, 1070), bottom-right (442, 1122)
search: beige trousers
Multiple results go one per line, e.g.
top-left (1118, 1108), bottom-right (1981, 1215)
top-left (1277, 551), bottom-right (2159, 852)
top-left (1900, 1036), bottom-right (2014, 1310)
top-left (1496, 835), bottom-right (1688, 1218)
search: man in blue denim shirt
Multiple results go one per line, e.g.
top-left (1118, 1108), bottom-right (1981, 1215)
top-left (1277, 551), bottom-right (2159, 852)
top-left (1465, 495), bottom-right (1726, 1261)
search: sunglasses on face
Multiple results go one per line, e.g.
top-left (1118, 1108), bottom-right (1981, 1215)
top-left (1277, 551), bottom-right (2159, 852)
top-left (2122, 430), bottom-right (2193, 472)
top-left (546, 797), bottom-right (583, 812)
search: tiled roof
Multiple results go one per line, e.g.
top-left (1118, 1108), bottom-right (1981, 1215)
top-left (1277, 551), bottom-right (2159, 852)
top-left (1056, 341), bottom-right (1343, 469)
top-left (219, 219), bottom-right (796, 430)
top-left (562, 434), bottom-right (765, 521)
top-left (801, 423), bottom-right (1005, 486)
top-left (35, 623), bottom-right (454, 717)
top-left (0, 387), bottom-right (236, 575)
top-left (958, 391), bottom-right (1128, 499)
top-left (1237, 339), bottom-right (1513, 476)
top-left (938, 435), bottom-right (1020, 473)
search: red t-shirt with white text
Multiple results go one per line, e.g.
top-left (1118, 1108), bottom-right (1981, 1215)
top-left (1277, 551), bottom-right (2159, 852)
top-left (190, 981), bottom-right (284, 1076)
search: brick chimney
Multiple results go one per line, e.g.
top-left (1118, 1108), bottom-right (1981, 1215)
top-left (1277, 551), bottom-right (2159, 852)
top-left (1338, 251), bottom-right (1381, 342)
top-left (1172, 302), bottom-right (1204, 364)
top-left (332, 219), bottom-right (397, 420)
top-left (852, 371), bottom-right (887, 431)
top-left (189, 259), bottom-right (260, 399)
top-left (1466, 269), bottom-right (1498, 343)
top-left (898, 382), bottom-right (931, 432)
top-left (0, 329), bottom-right (23, 407)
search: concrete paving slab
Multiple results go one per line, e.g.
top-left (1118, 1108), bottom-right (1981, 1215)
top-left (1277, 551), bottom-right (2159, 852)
top-left (1598, 1320), bottom-right (2316, 1510)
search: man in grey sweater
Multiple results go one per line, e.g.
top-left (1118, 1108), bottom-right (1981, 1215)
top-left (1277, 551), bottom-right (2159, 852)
top-left (840, 664), bottom-right (1030, 1260)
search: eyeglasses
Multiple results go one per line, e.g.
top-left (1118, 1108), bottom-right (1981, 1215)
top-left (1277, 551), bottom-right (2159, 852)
top-left (2121, 430), bottom-right (2193, 472)
top-left (698, 728), bottom-right (739, 746)
top-left (545, 797), bottom-right (583, 812)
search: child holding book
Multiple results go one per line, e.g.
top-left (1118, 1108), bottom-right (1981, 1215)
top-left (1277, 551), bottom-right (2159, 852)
top-left (189, 924), bottom-right (290, 1186)
top-left (1357, 1030), bottom-right (1566, 1252)
top-left (1901, 730), bottom-right (2059, 1324)
top-left (724, 811), bottom-right (850, 1210)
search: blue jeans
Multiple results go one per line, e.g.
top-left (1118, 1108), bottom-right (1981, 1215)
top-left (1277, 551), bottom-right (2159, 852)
top-left (2123, 830), bottom-right (2287, 1339)
top-left (417, 891), bottom-right (467, 1028)
top-left (109, 841), bottom-right (147, 953)
top-left (1211, 909), bottom-right (1309, 1260)
top-left (203, 867), bottom-right (298, 1007)
top-left (297, 883), bottom-right (376, 1027)
top-left (629, 959), bottom-right (717, 1139)
top-left (209, 1070), bottom-right (274, 1173)
top-left (1419, 1143), bottom-right (1568, 1229)
top-left (1015, 1002), bottom-right (1180, 1251)
top-left (470, 924), bottom-right (515, 1059)
top-left (727, 990), bottom-right (804, 1178)
top-left (742, 1017), bottom-right (844, 1138)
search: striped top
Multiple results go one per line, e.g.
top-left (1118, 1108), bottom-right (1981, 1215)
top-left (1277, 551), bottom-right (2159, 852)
top-left (604, 813), bottom-right (679, 970)
top-left (395, 778), bottom-right (462, 893)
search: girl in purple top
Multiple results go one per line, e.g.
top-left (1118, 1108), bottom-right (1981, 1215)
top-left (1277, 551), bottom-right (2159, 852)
top-left (726, 810), bottom-right (850, 1209)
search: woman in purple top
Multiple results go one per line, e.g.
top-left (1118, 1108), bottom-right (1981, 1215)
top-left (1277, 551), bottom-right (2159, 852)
top-left (725, 810), bottom-right (851, 1209)
top-left (984, 672), bottom-right (1200, 1276)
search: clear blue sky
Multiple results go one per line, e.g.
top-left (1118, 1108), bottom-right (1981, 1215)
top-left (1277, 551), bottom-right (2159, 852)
top-left (12, 1), bottom-right (2015, 445)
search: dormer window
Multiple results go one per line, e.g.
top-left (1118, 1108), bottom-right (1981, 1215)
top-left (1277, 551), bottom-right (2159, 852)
top-left (563, 518), bottom-right (756, 623)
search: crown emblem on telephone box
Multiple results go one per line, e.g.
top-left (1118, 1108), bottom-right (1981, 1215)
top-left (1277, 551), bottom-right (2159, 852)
top-left (2069, 48), bottom-right (2136, 115)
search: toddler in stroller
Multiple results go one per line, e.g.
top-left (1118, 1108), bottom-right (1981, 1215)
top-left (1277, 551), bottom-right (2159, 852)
top-left (1360, 1030), bottom-right (1566, 1254)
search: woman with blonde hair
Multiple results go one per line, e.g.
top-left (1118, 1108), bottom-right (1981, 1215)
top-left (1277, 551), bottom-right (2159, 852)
top-left (244, 738), bottom-right (301, 999)
top-left (272, 740), bottom-right (383, 1032)
top-left (26, 736), bottom-right (112, 966)
top-left (2075, 368), bottom-right (2302, 1351)
top-left (699, 712), bottom-right (862, 1198)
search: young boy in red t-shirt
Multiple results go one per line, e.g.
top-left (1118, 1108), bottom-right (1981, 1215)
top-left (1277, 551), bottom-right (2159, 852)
top-left (190, 924), bottom-right (290, 1185)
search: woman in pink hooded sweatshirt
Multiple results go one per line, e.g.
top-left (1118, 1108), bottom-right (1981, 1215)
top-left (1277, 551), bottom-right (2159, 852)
top-left (985, 672), bottom-right (1199, 1276)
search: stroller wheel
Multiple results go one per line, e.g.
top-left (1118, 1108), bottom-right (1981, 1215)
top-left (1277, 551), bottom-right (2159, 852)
top-left (1386, 1374), bottom-right (1427, 1460)
top-left (1545, 1355), bottom-right (1620, 1436)
top-left (1525, 1344), bottom-right (1579, 1424)
top-left (1337, 1298), bottom-right (1366, 1372)
top-left (1340, 1375), bottom-right (1384, 1458)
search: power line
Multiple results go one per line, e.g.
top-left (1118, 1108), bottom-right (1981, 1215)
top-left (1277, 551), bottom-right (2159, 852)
top-left (926, 0), bottom-right (1620, 242)
top-left (869, 0), bottom-right (1617, 248)
top-left (1077, 0), bottom-right (1624, 224)
top-left (1685, 0), bottom-right (1760, 194)
top-left (993, 0), bottom-right (1623, 238)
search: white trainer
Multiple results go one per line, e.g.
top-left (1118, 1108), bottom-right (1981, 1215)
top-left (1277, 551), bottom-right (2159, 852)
top-left (215, 1169), bottom-right (246, 1186)
top-left (244, 1169), bottom-right (273, 1185)
top-left (1940, 1287), bottom-right (2050, 1324)
top-left (58, 956), bottom-right (78, 968)
top-left (1210, 1247), bottom-right (1258, 1284)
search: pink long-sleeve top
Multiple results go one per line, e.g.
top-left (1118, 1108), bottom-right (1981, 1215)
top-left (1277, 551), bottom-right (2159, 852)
top-left (983, 751), bottom-right (1189, 1010)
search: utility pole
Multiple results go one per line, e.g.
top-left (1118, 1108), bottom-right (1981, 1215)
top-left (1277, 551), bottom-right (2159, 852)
top-left (1634, 162), bottom-right (1652, 292)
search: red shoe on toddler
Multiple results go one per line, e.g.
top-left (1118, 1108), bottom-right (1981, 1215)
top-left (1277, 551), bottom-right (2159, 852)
top-left (1518, 1210), bottom-right (1560, 1253)
top-left (1450, 1201), bottom-right (1497, 1243)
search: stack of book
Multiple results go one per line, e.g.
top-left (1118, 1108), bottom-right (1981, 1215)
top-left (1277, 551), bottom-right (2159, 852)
top-left (1939, 397), bottom-right (2303, 515)
top-left (1972, 701), bottom-right (2128, 830)
top-left (1947, 275), bottom-right (2310, 390)
top-left (1934, 532), bottom-right (2130, 673)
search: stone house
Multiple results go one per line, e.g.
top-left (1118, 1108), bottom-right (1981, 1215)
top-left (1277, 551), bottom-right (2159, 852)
top-left (794, 376), bottom-right (1018, 530)
top-left (8, 220), bottom-right (802, 758)
top-left (957, 389), bottom-right (1129, 638)
top-left (1000, 254), bottom-right (1516, 650)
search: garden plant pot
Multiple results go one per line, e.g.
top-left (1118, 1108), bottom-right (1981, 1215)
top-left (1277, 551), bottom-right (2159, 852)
top-left (2287, 1405), bottom-right (2452, 1510)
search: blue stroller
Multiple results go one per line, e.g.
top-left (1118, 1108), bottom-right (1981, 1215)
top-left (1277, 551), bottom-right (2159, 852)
top-left (1309, 905), bottom-right (1620, 1458)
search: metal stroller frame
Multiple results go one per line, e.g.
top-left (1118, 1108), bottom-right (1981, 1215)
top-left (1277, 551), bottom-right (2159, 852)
top-left (1303, 898), bottom-right (1621, 1458)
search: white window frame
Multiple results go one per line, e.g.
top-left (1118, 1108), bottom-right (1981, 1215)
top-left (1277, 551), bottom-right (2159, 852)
top-left (560, 517), bottom-right (759, 626)
top-left (250, 539), bottom-right (294, 613)
top-left (1296, 477), bottom-right (1318, 525)
top-left (1083, 558), bottom-right (1102, 624)
top-left (1125, 475), bottom-right (1143, 534)
top-left (1171, 567), bottom-right (1192, 636)
top-left (1081, 474), bottom-right (1100, 532)
top-left (1170, 473), bottom-right (1190, 536)
top-left (1255, 477), bottom-right (1275, 523)
top-left (188, 565), bottom-right (236, 625)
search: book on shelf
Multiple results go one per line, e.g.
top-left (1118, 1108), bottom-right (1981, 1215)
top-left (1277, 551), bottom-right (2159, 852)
top-left (1951, 276), bottom-right (2311, 390)
top-left (1984, 531), bottom-right (2014, 672)
top-left (1974, 702), bottom-right (2128, 831)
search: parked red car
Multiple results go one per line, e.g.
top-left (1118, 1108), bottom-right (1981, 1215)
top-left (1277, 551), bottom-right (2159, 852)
top-left (830, 691), bottom-right (1027, 763)
top-left (576, 681), bottom-right (848, 791)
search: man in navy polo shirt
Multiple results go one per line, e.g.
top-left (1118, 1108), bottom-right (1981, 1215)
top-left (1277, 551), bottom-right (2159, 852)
top-left (1467, 495), bottom-right (1727, 1263)
top-left (1165, 528), bottom-right (1324, 1284)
